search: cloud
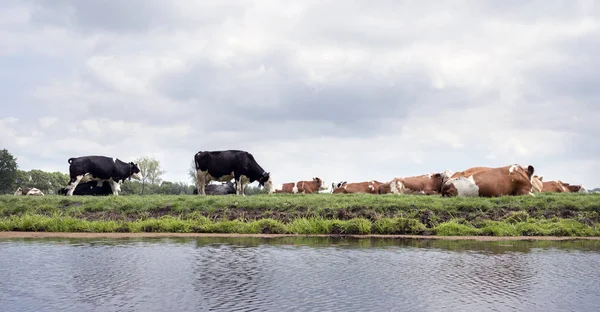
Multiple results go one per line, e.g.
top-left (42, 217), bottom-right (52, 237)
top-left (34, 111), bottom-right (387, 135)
top-left (1, 0), bottom-right (599, 188)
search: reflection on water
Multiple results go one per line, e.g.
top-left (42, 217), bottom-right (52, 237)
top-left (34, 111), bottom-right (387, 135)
top-left (1, 237), bottom-right (599, 312)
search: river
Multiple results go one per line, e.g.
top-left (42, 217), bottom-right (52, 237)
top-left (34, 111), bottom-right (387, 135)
top-left (1, 237), bottom-right (599, 311)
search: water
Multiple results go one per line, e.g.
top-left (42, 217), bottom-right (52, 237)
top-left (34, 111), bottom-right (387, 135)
top-left (1, 237), bottom-right (599, 312)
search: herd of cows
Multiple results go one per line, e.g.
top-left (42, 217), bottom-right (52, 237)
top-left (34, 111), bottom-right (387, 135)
top-left (12, 150), bottom-right (591, 198)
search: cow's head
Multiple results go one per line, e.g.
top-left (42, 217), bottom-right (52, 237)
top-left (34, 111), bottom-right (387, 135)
top-left (129, 162), bottom-right (142, 180)
top-left (313, 177), bottom-right (329, 191)
top-left (258, 171), bottom-right (274, 193)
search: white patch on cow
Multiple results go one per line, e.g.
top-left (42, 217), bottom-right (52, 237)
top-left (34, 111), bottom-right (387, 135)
top-left (449, 176), bottom-right (480, 197)
top-left (130, 172), bottom-right (142, 180)
top-left (508, 164), bottom-right (520, 173)
top-left (13, 187), bottom-right (22, 195)
top-left (318, 180), bottom-right (328, 191)
top-left (274, 184), bottom-right (283, 192)
top-left (292, 185), bottom-right (299, 193)
top-left (112, 157), bottom-right (117, 163)
top-left (426, 173), bottom-right (432, 178)
top-left (26, 188), bottom-right (44, 196)
top-left (441, 169), bottom-right (454, 184)
top-left (578, 185), bottom-right (588, 193)
top-left (390, 180), bottom-right (403, 194)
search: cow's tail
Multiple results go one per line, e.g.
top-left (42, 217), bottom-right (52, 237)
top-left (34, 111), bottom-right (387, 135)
top-left (68, 158), bottom-right (76, 164)
top-left (193, 151), bottom-right (203, 170)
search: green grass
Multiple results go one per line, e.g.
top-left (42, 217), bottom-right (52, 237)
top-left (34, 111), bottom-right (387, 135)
top-left (0, 193), bottom-right (599, 236)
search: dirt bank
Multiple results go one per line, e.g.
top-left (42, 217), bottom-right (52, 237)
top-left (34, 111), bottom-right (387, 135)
top-left (1, 231), bottom-right (599, 241)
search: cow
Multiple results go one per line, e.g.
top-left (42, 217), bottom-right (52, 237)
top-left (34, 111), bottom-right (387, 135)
top-left (64, 156), bottom-right (142, 196)
top-left (296, 177), bottom-right (328, 194)
top-left (57, 180), bottom-right (112, 196)
top-left (561, 182), bottom-right (588, 193)
top-left (332, 180), bottom-right (384, 194)
top-left (379, 171), bottom-right (454, 195)
top-left (441, 164), bottom-right (535, 197)
top-left (194, 150), bottom-right (273, 196)
top-left (274, 183), bottom-right (298, 194)
top-left (192, 181), bottom-right (237, 195)
top-left (13, 187), bottom-right (44, 196)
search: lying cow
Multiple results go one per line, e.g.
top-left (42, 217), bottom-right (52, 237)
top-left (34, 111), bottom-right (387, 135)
top-left (13, 187), bottom-right (44, 196)
top-left (57, 180), bottom-right (113, 196)
top-left (441, 164), bottom-right (535, 197)
top-left (64, 156), bottom-right (142, 196)
top-left (531, 176), bottom-right (588, 194)
top-left (274, 183), bottom-right (298, 194)
top-left (296, 177), bottom-right (328, 194)
top-left (531, 176), bottom-right (566, 193)
top-left (192, 181), bottom-right (236, 195)
top-left (332, 180), bottom-right (384, 194)
top-left (379, 171), bottom-right (453, 195)
top-left (194, 150), bottom-right (274, 196)
top-left (561, 182), bottom-right (588, 193)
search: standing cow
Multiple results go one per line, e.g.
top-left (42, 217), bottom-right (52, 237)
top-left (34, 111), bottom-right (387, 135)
top-left (64, 156), bottom-right (142, 196)
top-left (194, 150), bottom-right (274, 196)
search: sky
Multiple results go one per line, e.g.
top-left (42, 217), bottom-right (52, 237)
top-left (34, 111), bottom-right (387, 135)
top-left (1, 0), bottom-right (599, 188)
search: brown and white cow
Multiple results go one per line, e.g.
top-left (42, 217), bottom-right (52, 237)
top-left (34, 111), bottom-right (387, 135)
top-left (296, 177), bottom-right (327, 194)
top-left (379, 171), bottom-right (454, 195)
top-left (560, 182), bottom-right (588, 193)
top-left (274, 183), bottom-right (297, 193)
top-left (13, 187), bottom-right (45, 196)
top-left (441, 164), bottom-right (535, 197)
top-left (332, 180), bottom-right (384, 194)
top-left (531, 176), bottom-right (567, 193)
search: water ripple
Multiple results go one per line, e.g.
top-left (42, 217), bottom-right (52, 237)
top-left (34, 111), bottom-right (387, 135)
top-left (0, 238), bottom-right (599, 311)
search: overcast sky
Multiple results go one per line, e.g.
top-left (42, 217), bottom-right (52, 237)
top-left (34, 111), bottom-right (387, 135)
top-left (1, 0), bottom-right (599, 188)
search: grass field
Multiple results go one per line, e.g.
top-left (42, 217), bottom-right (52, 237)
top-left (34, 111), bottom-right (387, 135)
top-left (1, 193), bottom-right (599, 236)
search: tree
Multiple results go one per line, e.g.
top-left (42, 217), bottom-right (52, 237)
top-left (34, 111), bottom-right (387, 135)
top-left (0, 149), bottom-right (18, 194)
top-left (188, 160), bottom-right (197, 186)
top-left (134, 156), bottom-right (166, 194)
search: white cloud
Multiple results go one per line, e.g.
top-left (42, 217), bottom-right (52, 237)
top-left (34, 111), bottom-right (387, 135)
top-left (1, 0), bottom-right (599, 188)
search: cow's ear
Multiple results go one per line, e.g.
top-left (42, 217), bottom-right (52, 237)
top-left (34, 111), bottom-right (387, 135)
top-left (539, 176), bottom-right (543, 181)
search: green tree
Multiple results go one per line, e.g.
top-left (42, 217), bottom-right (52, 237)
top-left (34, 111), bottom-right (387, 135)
top-left (188, 160), bottom-right (197, 186)
top-left (134, 156), bottom-right (166, 195)
top-left (0, 149), bottom-right (18, 194)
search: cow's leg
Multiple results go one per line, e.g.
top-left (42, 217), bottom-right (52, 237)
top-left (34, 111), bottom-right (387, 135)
top-left (109, 180), bottom-right (120, 195)
top-left (66, 175), bottom-right (84, 196)
top-left (196, 170), bottom-right (207, 195)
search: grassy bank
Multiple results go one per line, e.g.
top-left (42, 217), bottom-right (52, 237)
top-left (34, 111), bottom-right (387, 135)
top-left (0, 193), bottom-right (599, 236)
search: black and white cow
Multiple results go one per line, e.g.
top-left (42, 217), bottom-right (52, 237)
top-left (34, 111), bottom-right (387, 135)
top-left (194, 150), bottom-right (274, 196)
top-left (192, 181), bottom-right (237, 195)
top-left (14, 187), bottom-right (44, 196)
top-left (64, 156), bottom-right (142, 196)
top-left (57, 180), bottom-right (113, 196)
